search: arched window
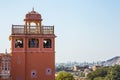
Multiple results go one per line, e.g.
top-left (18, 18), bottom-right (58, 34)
top-left (43, 39), bottom-right (52, 48)
top-left (28, 38), bottom-right (39, 48)
top-left (30, 22), bottom-right (36, 26)
top-left (15, 39), bottom-right (23, 48)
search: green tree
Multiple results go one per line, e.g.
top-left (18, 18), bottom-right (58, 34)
top-left (56, 71), bottom-right (74, 80)
top-left (105, 65), bottom-right (120, 80)
top-left (87, 65), bottom-right (120, 80)
top-left (111, 65), bottom-right (120, 80)
top-left (94, 77), bottom-right (105, 80)
top-left (79, 71), bottom-right (85, 77)
top-left (87, 67), bottom-right (108, 80)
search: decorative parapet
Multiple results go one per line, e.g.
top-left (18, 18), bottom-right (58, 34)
top-left (12, 25), bottom-right (54, 35)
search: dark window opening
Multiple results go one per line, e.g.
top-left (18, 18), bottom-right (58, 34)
top-left (5, 67), bottom-right (7, 70)
top-left (28, 38), bottom-right (39, 48)
top-left (43, 39), bottom-right (52, 48)
top-left (15, 39), bottom-right (23, 48)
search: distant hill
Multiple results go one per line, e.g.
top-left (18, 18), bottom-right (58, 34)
top-left (102, 56), bottom-right (120, 66)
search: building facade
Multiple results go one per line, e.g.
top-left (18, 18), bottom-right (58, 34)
top-left (0, 53), bottom-right (11, 80)
top-left (10, 9), bottom-right (56, 80)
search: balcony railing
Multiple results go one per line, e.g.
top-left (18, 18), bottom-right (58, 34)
top-left (12, 25), bottom-right (54, 35)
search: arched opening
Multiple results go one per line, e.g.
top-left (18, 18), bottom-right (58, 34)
top-left (15, 38), bottom-right (23, 48)
top-left (28, 38), bottom-right (39, 48)
top-left (30, 22), bottom-right (36, 27)
top-left (43, 39), bottom-right (52, 48)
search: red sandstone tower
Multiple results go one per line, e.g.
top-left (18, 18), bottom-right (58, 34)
top-left (10, 9), bottom-right (55, 80)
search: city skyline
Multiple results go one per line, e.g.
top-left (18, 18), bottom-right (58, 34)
top-left (0, 0), bottom-right (120, 63)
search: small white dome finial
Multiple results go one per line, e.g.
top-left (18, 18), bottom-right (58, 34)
top-left (5, 49), bottom-right (7, 54)
top-left (32, 7), bottom-right (34, 11)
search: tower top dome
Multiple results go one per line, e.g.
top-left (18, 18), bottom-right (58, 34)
top-left (24, 8), bottom-right (42, 21)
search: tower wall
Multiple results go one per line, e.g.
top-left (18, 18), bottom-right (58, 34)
top-left (11, 52), bottom-right (25, 80)
top-left (10, 9), bottom-right (55, 80)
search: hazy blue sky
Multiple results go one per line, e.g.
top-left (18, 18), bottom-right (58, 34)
top-left (0, 0), bottom-right (120, 63)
